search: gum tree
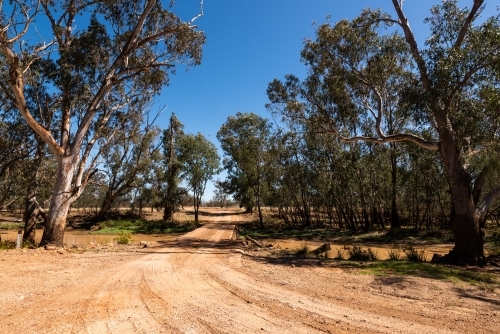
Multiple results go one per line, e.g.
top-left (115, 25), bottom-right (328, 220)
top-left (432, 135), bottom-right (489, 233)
top-left (178, 133), bottom-right (220, 222)
top-left (217, 112), bottom-right (272, 226)
top-left (0, 0), bottom-right (205, 245)
top-left (267, 0), bottom-right (500, 265)
top-left (161, 113), bottom-right (184, 221)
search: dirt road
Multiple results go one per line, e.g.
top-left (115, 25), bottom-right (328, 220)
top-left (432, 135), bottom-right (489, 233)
top-left (1, 210), bottom-right (499, 333)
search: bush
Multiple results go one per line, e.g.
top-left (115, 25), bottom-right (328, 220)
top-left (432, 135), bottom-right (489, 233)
top-left (404, 246), bottom-right (427, 262)
top-left (345, 245), bottom-right (378, 261)
top-left (115, 231), bottom-right (133, 245)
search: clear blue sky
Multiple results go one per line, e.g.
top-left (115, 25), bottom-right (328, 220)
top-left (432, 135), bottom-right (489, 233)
top-left (154, 0), bottom-right (479, 200)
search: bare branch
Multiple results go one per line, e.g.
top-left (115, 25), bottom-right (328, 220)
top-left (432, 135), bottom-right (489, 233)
top-left (6, 0), bottom-right (40, 44)
top-left (391, 0), bottom-right (432, 92)
top-left (190, 0), bottom-right (204, 24)
top-left (454, 0), bottom-right (484, 49)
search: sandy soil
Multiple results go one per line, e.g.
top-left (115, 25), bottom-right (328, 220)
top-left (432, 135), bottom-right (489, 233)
top-left (1, 208), bottom-right (499, 333)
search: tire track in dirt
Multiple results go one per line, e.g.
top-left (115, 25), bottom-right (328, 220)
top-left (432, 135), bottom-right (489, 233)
top-left (1, 210), bottom-right (494, 333)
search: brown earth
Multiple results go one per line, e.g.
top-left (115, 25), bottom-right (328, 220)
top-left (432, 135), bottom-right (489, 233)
top-left (1, 208), bottom-right (499, 333)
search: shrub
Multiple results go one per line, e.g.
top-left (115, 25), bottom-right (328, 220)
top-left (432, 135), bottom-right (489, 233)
top-left (345, 245), bottom-right (378, 261)
top-left (404, 246), bottom-right (427, 262)
top-left (115, 231), bottom-right (133, 245)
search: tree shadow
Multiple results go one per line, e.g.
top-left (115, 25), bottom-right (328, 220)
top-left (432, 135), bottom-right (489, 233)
top-left (453, 287), bottom-right (500, 307)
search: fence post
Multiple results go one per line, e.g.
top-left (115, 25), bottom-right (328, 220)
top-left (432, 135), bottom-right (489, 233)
top-left (16, 229), bottom-right (22, 249)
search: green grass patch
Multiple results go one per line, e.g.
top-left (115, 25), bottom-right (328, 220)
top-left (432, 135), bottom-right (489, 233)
top-left (90, 219), bottom-right (198, 235)
top-left (0, 223), bottom-right (22, 230)
top-left (356, 261), bottom-right (499, 290)
top-left (136, 220), bottom-right (198, 234)
top-left (239, 223), bottom-right (343, 240)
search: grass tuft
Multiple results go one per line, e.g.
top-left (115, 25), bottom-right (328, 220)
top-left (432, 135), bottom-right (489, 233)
top-left (404, 246), bottom-right (427, 262)
top-left (387, 249), bottom-right (403, 260)
top-left (115, 231), bottom-right (133, 245)
top-left (344, 245), bottom-right (378, 261)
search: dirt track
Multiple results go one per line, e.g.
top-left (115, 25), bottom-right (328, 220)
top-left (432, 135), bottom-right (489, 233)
top-left (1, 209), bottom-right (500, 333)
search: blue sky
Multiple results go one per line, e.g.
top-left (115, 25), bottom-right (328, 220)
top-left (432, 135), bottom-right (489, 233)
top-left (157, 0), bottom-right (480, 200)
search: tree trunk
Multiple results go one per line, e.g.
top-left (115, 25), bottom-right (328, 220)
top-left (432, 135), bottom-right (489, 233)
top-left (435, 125), bottom-right (484, 265)
top-left (390, 147), bottom-right (401, 228)
top-left (23, 143), bottom-right (45, 245)
top-left (40, 155), bottom-right (78, 247)
top-left (23, 194), bottom-right (43, 245)
top-left (95, 191), bottom-right (116, 221)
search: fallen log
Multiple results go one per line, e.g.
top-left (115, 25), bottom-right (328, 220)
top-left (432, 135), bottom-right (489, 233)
top-left (245, 235), bottom-right (263, 248)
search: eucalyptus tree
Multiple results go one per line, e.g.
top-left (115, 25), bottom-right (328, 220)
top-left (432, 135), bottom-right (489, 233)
top-left (217, 112), bottom-right (272, 226)
top-left (162, 113), bottom-right (184, 221)
top-left (94, 108), bottom-right (162, 221)
top-left (0, 0), bottom-right (205, 245)
top-left (177, 133), bottom-right (220, 222)
top-left (267, 0), bottom-right (500, 265)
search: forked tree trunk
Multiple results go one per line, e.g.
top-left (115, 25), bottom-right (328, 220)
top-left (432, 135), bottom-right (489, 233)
top-left (40, 155), bottom-right (78, 246)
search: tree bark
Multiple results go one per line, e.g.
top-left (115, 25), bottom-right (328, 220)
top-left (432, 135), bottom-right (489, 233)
top-left (95, 191), bottom-right (117, 222)
top-left (390, 146), bottom-right (400, 228)
top-left (23, 194), bottom-right (44, 245)
top-left (40, 155), bottom-right (78, 246)
top-left (436, 124), bottom-right (484, 265)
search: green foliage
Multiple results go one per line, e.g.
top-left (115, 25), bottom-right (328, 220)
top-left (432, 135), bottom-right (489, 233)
top-left (90, 218), bottom-right (197, 235)
top-left (266, 0), bottom-right (500, 264)
top-left (177, 132), bottom-right (220, 221)
top-left (161, 113), bottom-right (185, 220)
top-left (136, 220), bottom-right (198, 234)
top-left (217, 112), bottom-right (272, 217)
top-left (344, 245), bottom-right (378, 261)
top-left (115, 231), bottom-right (133, 245)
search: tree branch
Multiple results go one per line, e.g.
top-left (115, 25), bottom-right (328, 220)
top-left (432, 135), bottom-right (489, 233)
top-left (453, 0), bottom-right (484, 49)
top-left (476, 185), bottom-right (500, 219)
top-left (391, 0), bottom-right (432, 92)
